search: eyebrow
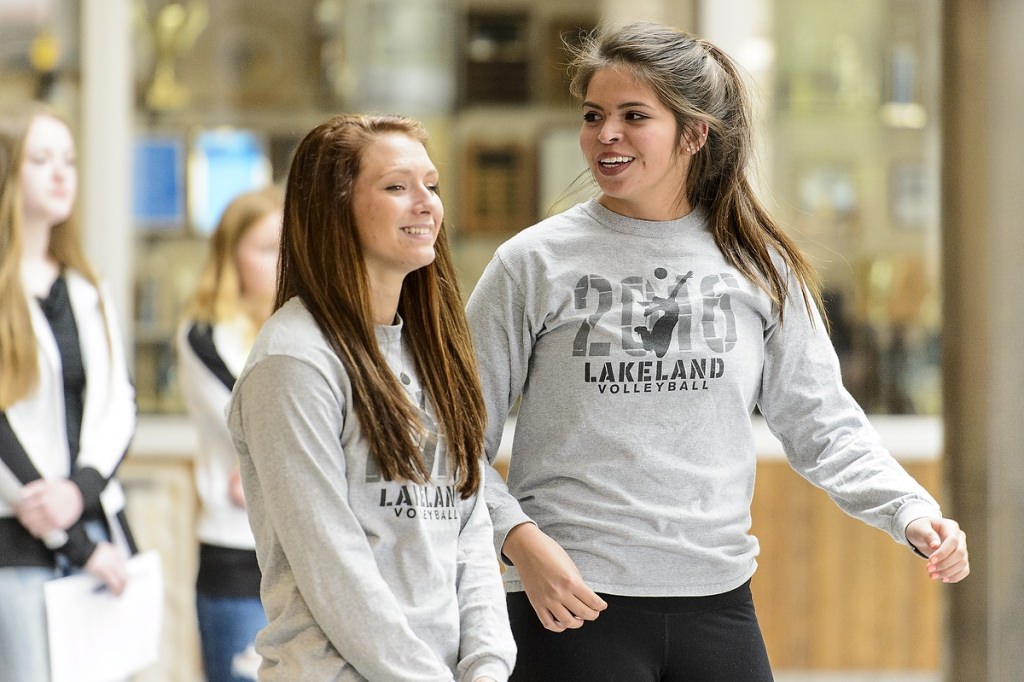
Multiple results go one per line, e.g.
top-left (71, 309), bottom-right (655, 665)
top-left (372, 167), bottom-right (439, 181)
top-left (582, 100), bottom-right (656, 111)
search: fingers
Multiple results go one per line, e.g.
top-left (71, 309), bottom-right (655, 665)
top-left (531, 587), bottom-right (609, 632)
top-left (932, 561), bottom-right (970, 584)
top-left (85, 542), bottom-right (129, 596)
top-left (15, 502), bottom-right (57, 539)
top-left (913, 518), bottom-right (969, 583)
top-left (537, 608), bottom-right (581, 632)
top-left (927, 527), bottom-right (969, 583)
top-left (16, 479), bottom-right (84, 535)
top-left (535, 608), bottom-right (568, 633)
top-left (536, 593), bottom-right (606, 632)
top-left (569, 593), bottom-right (607, 622)
top-left (528, 594), bottom-right (574, 632)
top-left (228, 468), bottom-right (247, 508)
top-left (510, 525), bottom-right (608, 631)
top-left (15, 481), bottom-right (48, 536)
top-left (100, 566), bottom-right (129, 596)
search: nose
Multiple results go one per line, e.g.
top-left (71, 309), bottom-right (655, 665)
top-left (414, 184), bottom-right (442, 213)
top-left (597, 121), bottom-right (621, 144)
top-left (52, 159), bottom-right (72, 181)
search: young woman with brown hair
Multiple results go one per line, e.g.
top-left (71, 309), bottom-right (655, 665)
top-left (466, 21), bottom-right (968, 680)
top-left (227, 113), bottom-right (515, 681)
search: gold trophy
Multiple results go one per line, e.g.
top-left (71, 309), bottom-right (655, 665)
top-left (139, 0), bottom-right (209, 110)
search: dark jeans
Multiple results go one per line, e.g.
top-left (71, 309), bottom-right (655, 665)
top-left (507, 580), bottom-right (773, 681)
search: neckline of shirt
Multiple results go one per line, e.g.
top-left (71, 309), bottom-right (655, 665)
top-left (583, 198), bottom-right (709, 238)
top-left (375, 319), bottom-right (414, 388)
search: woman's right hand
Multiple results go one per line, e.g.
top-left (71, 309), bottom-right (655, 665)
top-left (16, 478), bottom-right (83, 538)
top-left (84, 541), bottom-right (128, 596)
top-left (501, 523), bottom-right (607, 632)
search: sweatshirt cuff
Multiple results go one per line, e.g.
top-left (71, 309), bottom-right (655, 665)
top-left (70, 466), bottom-right (106, 513)
top-left (462, 657), bottom-right (511, 682)
top-left (496, 518), bottom-right (536, 567)
top-left (894, 500), bottom-right (942, 556)
top-left (60, 522), bottom-right (98, 567)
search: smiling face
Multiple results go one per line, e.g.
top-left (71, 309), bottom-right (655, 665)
top-left (352, 132), bottom-right (443, 293)
top-left (19, 114), bottom-right (77, 230)
top-left (580, 67), bottom-right (692, 220)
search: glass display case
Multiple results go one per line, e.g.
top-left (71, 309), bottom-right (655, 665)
top-left (0, 1), bottom-right (943, 417)
top-left (768, 0), bottom-right (942, 414)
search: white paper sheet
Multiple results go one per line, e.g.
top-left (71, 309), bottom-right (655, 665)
top-left (44, 550), bottom-right (164, 682)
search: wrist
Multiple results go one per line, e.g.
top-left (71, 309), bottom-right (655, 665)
top-left (501, 521), bottom-right (539, 565)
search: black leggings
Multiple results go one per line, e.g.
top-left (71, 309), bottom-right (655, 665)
top-left (507, 580), bottom-right (773, 681)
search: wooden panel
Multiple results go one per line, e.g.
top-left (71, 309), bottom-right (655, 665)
top-left (461, 141), bottom-right (536, 235)
top-left (751, 459), bottom-right (941, 670)
top-left (120, 455), bottom-right (203, 682)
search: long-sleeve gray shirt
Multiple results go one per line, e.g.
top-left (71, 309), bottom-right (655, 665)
top-left (227, 298), bottom-right (515, 681)
top-left (466, 199), bottom-right (940, 597)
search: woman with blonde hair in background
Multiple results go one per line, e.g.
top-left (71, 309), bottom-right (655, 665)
top-left (0, 101), bottom-right (137, 681)
top-left (177, 185), bottom-right (283, 681)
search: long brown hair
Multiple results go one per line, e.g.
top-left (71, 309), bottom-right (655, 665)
top-left (277, 113), bottom-right (484, 497)
top-left (568, 21), bottom-right (822, 324)
top-left (0, 102), bottom-right (99, 409)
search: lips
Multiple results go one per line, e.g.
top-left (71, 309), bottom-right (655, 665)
top-left (597, 154), bottom-right (635, 176)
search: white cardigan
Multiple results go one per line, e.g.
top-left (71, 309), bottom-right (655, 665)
top-left (0, 270), bottom-right (135, 532)
top-left (176, 317), bottom-right (257, 550)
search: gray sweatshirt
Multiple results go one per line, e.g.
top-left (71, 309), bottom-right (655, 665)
top-left (466, 199), bottom-right (940, 597)
top-left (227, 298), bottom-right (515, 681)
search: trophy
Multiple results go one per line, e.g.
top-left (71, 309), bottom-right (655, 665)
top-left (139, 0), bottom-right (209, 110)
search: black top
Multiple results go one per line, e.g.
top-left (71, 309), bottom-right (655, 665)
top-left (38, 274), bottom-right (86, 466)
top-left (0, 274), bottom-right (113, 568)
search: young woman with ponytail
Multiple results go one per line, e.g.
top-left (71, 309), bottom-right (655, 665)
top-left (466, 21), bottom-right (968, 680)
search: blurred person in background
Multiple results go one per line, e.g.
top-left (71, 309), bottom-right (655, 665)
top-left (177, 185), bottom-right (283, 681)
top-left (0, 101), bottom-right (137, 680)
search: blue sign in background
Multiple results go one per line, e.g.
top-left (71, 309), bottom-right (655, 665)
top-left (132, 135), bottom-right (185, 229)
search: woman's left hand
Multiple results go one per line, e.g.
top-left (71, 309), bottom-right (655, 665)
top-left (905, 516), bottom-right (970, 583)
top-left (228, 467), bottom-right (247, 508)
top-left (15, 478), bottom-right (84, 537)
top-left (85, 541), bottom-right (129, 596)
